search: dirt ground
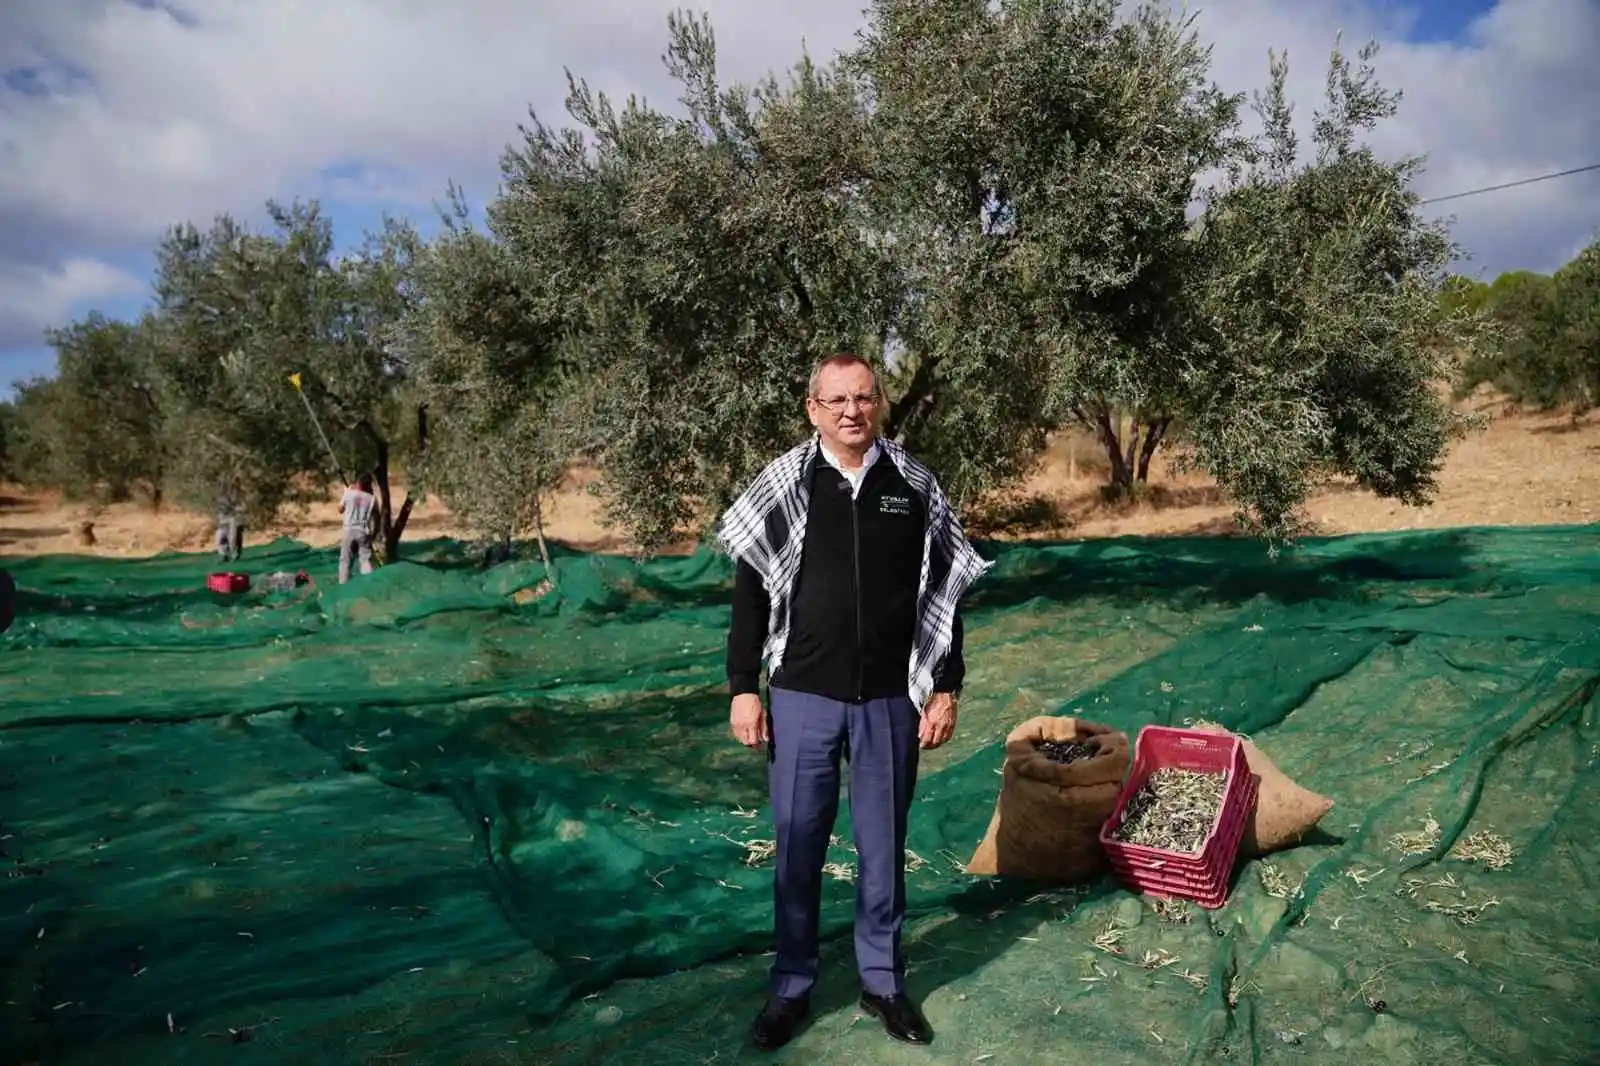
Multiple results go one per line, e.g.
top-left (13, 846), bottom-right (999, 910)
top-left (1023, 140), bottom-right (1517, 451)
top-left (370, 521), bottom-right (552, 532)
top-left (2, 397), bottom-right (1595, 560)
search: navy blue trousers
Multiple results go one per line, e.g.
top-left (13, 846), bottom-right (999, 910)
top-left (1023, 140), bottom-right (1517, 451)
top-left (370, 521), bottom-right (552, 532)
top-left (767, 686), bottom-right (921, 999)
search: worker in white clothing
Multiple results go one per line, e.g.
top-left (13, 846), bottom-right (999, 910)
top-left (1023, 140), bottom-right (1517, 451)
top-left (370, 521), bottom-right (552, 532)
top-left (338, 473), bottom-right (380, 584)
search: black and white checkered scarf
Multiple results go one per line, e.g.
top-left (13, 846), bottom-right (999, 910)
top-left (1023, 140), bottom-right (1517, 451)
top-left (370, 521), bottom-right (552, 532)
top-left (716, 434), bottom-right (992, 710)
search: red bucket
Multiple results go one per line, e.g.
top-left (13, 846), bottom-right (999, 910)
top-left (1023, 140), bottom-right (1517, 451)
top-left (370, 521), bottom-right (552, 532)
top-left (206, 572), bottom-right (250, 594)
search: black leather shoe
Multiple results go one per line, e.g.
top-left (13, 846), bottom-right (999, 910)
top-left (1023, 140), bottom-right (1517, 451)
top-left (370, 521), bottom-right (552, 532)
top-left (750, 994), bottom-right (810, 1050)
top-left (859, 991), bottom-right (933, 1044)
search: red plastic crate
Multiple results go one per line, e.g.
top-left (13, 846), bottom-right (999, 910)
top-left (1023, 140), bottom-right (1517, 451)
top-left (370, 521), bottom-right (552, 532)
top-left (1106, 774), bottom-right (1258, 908)
top-left (1099, 725), bottom-right (1257, 909)
top-left (206, 571), bottom-right (250, 594)
top-left (1106, 765), bottom-right (1253, 874)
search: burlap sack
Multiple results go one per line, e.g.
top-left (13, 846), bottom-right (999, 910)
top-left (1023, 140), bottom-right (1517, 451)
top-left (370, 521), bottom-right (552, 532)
top-left (966, 716), bottom-right (1130, 883)
top-left (1193, 723), bottom-right (1332, 855)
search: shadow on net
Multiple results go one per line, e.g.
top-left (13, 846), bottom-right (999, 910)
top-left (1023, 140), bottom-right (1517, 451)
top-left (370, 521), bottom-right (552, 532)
top-left (964, 527), bottom-right (1491, 612)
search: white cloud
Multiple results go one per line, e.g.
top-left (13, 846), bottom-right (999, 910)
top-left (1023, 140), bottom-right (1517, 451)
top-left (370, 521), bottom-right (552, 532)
top-left (0, 0), bottom-right (866, 245)
top-left (0, 0), bottom-right (1596, 367)
top-left (0, 257), bottom-right (144, 353)
top-left (1188, 0), bottom-right (1600, 276)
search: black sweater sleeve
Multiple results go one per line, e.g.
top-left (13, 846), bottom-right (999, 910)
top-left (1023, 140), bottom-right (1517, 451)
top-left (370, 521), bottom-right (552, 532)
top-left (727, 559), bottom-right (770, 696)
top-left (931, 610), bottom-right (965, 694)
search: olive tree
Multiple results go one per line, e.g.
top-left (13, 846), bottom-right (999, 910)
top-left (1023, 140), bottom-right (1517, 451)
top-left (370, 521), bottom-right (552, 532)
top-left (1178, 43), bottom-right (1483, 536)
top-left (490, 2), bottom-right (1240, 550)
top-left (0, 399), bottom-right (13, 482)
top-left (150, 202), bottom-right (427, 556)
top-left (150, 212), bottom-right (330, 525)
top-left (474, 3), bottom-right (1489, 550)
top-left (3, 378), bottom-right (67, 492)
top-left (1455, 238), bottom-right (1600, 413)
top-left (14, 314), bottom-right (167, 503)
top-left (850, 0), bottom-right (1246, 501)
top-left (408, 190), bottom-right (568, 571)
top-left (492, 12), bottom-right (899, 553)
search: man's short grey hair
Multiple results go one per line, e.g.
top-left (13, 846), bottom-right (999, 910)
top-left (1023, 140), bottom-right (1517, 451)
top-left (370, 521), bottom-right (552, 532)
top-left (807, 353), bottom-right (880, 398)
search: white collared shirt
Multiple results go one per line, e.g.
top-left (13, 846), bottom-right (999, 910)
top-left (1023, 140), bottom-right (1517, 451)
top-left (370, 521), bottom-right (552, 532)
top-left (819, 439), bottom-right (880, 499)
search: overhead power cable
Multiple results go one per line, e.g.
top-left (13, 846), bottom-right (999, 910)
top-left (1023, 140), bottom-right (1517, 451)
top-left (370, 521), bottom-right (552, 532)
top-left (1418, 162), bottom-right (1600, 206)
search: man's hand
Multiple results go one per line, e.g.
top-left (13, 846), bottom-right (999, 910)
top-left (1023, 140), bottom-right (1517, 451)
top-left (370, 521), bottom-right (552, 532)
top-left (919, 691), bottom-right (958, 750)
top-left (730, 693), bottom-right (769, 749)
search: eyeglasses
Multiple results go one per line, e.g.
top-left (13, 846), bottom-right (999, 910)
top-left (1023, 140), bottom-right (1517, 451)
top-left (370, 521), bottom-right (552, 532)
top-left (810, 393), bottom-right (880, 414)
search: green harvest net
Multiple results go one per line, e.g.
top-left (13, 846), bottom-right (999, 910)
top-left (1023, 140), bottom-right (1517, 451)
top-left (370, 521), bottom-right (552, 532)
top-left (1, 524), bottom-right (1596, 1066)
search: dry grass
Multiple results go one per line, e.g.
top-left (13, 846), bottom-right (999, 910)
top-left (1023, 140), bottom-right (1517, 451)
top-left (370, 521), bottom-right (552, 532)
top-left (1, 398), bottom-right (1596, 559)
top-left (974, 397), bottom-right (1600, 541)
top-left (0, 467), bottom-right (616, 558)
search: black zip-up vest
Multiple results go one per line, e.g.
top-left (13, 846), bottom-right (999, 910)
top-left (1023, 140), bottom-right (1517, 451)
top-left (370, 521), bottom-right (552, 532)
top-left (766, 455), bottom-right (927, 702)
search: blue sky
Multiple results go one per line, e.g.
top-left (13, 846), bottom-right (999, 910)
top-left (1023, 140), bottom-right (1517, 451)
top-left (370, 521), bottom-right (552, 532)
top-left (1, 0), bottom-right (1596, 397)
top-left (1405, 0), bottom-right (1499, 40)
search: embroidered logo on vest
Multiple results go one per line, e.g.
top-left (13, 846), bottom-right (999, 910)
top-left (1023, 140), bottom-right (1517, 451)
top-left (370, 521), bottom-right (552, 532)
top-left (879, 494), bottom-right (913, 516)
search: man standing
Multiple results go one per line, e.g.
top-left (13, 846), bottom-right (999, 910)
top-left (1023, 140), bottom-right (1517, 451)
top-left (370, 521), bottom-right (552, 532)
top-left (215, 476), bottom-right (245, 563)
top-left (718, 353), bottom-right (991, 1051)
top-left (338, 473), bottom-right (380, 584)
